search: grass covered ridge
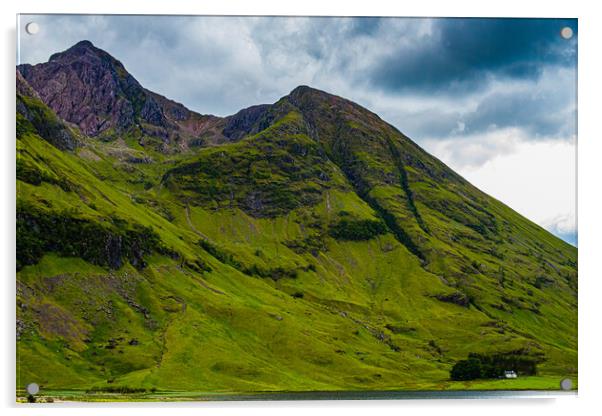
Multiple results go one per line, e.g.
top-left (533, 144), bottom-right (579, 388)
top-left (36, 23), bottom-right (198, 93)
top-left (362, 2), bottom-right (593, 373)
top-left (16, 85), bottom-right (577, 397)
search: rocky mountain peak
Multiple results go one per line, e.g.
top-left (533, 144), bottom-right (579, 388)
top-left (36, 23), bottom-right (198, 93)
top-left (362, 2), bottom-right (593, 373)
top-left (288, 85), bottom-right (337, 105)
top-left (286, 84), bottom-right (378, 121)
top-left (46, 40), bottom-right (129, 78)
top-left (18, 41), bottom-right (178, 138)
top-left (49, 40), bottom-right (100, 61)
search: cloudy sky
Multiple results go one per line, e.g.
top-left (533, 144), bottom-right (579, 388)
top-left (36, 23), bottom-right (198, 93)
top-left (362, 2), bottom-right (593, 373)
top-left (18, 15), bottom-right (578, 245)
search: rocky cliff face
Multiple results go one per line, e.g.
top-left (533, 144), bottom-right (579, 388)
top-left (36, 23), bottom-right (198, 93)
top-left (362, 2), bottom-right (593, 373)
top-left (16, 70), bottom-right (77, 151)
top-left (222, 104), bottom-right (271, 140)
top-left (19, 41), bottom-right (152, 136)
top-left (17, 41), bottom-right (226, 148)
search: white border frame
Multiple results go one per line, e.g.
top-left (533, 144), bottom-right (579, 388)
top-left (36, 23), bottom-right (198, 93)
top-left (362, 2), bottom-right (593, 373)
top-left (3, 1), bottom-right (601, 415)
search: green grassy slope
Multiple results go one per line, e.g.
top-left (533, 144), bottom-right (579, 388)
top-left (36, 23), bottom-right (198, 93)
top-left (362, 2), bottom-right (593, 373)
top-left (16, 76), bottom-right (576, 396)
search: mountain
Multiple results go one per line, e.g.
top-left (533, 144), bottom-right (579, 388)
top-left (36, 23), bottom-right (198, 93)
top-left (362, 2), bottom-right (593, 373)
top-left (17, 40), bottom-right (229, 150)
top-left (16, 41), bottom-right (577, 396)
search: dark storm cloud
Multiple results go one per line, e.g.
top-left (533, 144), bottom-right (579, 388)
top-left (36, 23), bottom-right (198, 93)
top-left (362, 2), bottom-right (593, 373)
top-left (370, 18), bottom-right (577, 93)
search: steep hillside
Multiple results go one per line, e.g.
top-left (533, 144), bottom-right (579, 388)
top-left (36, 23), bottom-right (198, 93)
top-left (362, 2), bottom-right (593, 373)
top-left (16, 41), bottom-right (577, 397)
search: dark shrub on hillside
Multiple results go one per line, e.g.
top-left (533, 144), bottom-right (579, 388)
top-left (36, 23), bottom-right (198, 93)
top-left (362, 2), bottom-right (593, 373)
top-left (284, 234), bottom-right (326, 255)
top-left (434, 291), bottom-right (470, 307)
top-left (329, 218), bottom-right (387, 241)
top-left (17, 95), bottom-right (77, 150)
top-left (16, 158), bottom-right (43, 186)
top-left (16, 159), bottom-right (75, 192)
top-left (197, 239), bottom-right (297, 280)
top-left (185, 259), bottom-right (212, 273)
top-left (243, 264), bottom-right (298, 281)
top-left (198, 239), bottom-right (241, 269)
top-left (469, 352), bottom-right (538, 376)
top-left (16, 202), bottom-right (163, 271)
top-left (450, 358), bottom-right (483, 381)
top-left (450, 352), bottom-right (540, 381)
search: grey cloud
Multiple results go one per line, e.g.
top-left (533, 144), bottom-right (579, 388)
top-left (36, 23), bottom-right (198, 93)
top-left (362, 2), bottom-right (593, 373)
top-left (461, 69), bottom-right (576, 139)
top-left (421, 131), bottom-right (523, 170)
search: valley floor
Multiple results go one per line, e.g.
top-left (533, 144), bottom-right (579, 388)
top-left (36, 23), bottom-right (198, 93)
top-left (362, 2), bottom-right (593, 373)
top-left (16, 375), bottom-right (577, 403)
